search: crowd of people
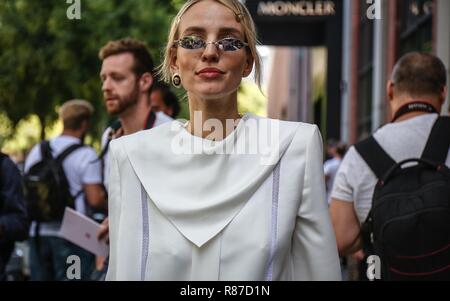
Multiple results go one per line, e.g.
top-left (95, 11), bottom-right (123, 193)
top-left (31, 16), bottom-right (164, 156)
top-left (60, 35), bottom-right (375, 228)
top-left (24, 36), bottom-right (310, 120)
top-left (0, 0), bottom-right (449, 281)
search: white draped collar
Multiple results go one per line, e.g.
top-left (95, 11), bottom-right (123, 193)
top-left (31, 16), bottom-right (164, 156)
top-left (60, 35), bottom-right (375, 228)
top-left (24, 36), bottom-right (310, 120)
top-left (120, 114), bottom-right (300, 247)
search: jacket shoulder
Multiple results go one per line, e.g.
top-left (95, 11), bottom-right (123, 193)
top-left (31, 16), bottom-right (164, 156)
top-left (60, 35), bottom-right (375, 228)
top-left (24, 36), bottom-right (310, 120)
top-left (109, 121), bottom-right (175, 157)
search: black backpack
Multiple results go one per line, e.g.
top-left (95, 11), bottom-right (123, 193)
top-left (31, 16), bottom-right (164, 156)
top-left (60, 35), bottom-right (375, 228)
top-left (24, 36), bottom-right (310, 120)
top-left (355, 116), bottom-right (450, 281)
top-left (23, 141), bottom-right (84, 222)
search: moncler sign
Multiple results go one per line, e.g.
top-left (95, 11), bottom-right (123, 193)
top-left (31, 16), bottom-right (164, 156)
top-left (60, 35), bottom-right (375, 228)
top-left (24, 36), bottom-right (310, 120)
top-left (257, 1), bottom-right (336, 17)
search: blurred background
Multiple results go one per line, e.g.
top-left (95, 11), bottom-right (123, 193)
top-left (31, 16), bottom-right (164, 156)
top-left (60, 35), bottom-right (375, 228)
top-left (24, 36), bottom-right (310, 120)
top-left (1, 0), bottom-right (449, 158)
top-left (0, 0), bottom-right (449, 282)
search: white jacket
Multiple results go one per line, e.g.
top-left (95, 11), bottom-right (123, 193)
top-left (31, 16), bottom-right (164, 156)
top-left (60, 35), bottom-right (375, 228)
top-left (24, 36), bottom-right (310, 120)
top-left (106, 114), bottom-right (341, 281)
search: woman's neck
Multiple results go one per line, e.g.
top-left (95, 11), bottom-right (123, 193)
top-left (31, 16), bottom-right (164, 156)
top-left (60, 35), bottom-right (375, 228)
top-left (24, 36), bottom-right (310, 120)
top-left (187, 93), bottom-right (241, 141)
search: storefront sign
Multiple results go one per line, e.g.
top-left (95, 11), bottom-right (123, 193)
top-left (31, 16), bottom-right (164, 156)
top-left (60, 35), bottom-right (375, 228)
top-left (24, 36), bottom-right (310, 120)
top-left (256, 1), bottom-right (336, 17)
top-left (245, 0), bottom-right (341, 45)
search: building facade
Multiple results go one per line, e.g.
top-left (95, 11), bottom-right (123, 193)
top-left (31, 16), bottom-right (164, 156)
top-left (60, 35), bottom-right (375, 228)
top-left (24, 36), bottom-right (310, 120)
top-left (341, 0), bottom-right (450, 144)
top-left (249, 0), bottom-right (450, 144)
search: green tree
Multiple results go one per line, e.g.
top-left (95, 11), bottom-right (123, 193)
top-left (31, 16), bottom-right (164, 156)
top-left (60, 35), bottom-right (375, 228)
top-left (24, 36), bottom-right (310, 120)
top-left (0, 0), bottom-right (179, 143)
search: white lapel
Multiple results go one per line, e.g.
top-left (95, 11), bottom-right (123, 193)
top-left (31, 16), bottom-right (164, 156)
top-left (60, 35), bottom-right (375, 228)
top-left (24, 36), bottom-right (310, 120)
top-left (121, 114), bottom-right (300, 247)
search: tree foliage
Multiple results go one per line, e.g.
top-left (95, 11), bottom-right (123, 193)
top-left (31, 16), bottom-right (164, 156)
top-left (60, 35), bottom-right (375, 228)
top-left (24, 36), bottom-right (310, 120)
top-left (0, 0), bottom-right (181, 141)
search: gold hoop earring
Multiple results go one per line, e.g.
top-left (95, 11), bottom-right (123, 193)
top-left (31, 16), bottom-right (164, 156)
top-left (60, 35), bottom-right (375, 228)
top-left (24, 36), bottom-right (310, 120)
top-left (172, 73), bottom-right (181, 88)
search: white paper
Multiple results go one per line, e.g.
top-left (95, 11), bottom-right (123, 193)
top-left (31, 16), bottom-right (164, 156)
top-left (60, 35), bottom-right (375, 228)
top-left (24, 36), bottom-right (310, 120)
top-left (59, 207), bottom-right (109, 257)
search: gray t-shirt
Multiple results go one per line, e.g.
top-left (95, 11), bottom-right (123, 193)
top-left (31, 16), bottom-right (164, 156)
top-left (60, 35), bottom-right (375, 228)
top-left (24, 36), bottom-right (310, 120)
top-left (331, 114), bottom-right (450, 223)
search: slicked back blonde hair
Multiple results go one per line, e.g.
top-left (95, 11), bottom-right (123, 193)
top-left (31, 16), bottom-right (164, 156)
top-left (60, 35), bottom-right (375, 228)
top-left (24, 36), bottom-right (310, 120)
top-left (157, 0), bottom-right (261, 88)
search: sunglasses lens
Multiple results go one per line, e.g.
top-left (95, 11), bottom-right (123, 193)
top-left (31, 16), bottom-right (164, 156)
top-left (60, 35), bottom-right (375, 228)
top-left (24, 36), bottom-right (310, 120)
top-left (177, 37), bottom-right (246, 51)
top-left (180, 36), bottom-right (204, 49)
top-left (219, 38), bottom-right (245, 51)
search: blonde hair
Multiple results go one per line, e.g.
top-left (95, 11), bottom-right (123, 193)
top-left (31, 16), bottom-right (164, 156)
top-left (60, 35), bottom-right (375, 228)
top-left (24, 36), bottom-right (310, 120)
top-left (157, 0), bottom-right (262, 88)
top-left (59, 99), bottom-right (94, 130)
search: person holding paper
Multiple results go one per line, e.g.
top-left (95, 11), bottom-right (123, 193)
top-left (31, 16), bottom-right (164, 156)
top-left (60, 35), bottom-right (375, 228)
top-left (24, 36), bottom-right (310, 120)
top-left (24, 100), bottom-right (106, 281)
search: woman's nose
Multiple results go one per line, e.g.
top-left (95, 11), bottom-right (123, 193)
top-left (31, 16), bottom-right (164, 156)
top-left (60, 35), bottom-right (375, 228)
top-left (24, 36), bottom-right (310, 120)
top-left (201, 43), bottom-right (220, 62)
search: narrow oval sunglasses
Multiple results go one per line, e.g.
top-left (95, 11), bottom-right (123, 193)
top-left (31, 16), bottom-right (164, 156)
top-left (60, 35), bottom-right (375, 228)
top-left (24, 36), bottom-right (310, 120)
top-left (173, 36), bottom-right (248, 51)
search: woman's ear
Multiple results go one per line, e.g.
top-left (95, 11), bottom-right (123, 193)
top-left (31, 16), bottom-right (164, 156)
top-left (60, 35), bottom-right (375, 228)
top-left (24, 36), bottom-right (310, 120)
top-left (170, 48), bottom-right (179, 74)
top-left (242, 55), bottom-right (254, 78)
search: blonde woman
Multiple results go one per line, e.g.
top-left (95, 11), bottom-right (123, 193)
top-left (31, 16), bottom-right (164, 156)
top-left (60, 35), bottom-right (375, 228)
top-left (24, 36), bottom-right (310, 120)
top-left (106, 0), bottom-right (341, 281)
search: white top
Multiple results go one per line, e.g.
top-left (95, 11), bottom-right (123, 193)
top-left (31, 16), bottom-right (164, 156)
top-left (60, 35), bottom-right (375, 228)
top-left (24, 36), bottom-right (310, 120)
top-left (331, 114), bottom-right (450, 223)
top-left (24, 135), bottom-right (102, 236)
top-left (100, 111), bottom-right (173, 189)
top-left (106, 114), bottom-right (341, 281)
top-left (323, 157), bottom-right (341, 204)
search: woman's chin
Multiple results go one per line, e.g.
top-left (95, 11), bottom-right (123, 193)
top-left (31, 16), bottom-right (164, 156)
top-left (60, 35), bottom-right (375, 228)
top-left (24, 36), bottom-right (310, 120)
top-left (191, 85), bottom-right (238, 100)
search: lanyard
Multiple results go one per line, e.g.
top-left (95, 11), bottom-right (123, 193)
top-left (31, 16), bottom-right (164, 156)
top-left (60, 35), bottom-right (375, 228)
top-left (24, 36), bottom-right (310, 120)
top-left (392, 102), bottom-right (438, 122)
top-left (144, 110), bottom-right (156, 130)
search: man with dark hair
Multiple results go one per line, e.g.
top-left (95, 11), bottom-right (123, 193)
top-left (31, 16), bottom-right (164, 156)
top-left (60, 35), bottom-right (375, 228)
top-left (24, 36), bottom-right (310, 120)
top-left (151, 81), bottom-right (181, 118)
top-left (99, 37), bottom-right (172, 139)
top-left (390, 52), bottom-right (446, 98)
top-left (0, 153), bottom-right (28, 280)
top-left (99, 37), bottom-right (155, 82)
top-left (94, 38), bottom-right (172, 279)
top-left (99, 37), bottom-right (172, 184)
top-left (330, 52), bottom-right (449, 279)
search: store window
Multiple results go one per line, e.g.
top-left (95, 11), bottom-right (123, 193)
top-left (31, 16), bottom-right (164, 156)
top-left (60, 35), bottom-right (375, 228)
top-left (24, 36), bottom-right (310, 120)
top-left (398, 0), bottom-right (434, 55)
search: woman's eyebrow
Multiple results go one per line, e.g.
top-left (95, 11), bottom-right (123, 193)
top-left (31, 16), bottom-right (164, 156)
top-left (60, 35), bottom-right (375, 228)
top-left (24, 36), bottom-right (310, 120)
top-left (182, 26), bottom-right (206, 35)
top-left (181, 26), bottom-right (243, 37)
top-left (218, 27), bottom-right (242, 36)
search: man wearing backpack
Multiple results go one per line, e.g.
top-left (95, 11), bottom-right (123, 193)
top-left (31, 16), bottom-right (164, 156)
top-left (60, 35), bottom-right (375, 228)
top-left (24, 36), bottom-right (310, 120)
top-left (330, 52), bottom-right (449, 280)
top-left (0, 153), bottom-right (28, 280)
top-left (24, 99), bottom-right (106, 281)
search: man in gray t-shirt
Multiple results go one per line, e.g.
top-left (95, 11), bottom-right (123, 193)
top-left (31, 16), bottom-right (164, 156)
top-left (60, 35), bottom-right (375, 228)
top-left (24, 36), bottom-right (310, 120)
top-left (330, 52), bottom-right (449, 258)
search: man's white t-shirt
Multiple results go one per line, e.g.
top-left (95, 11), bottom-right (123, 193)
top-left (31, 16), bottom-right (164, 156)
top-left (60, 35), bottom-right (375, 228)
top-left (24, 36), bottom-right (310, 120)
top-left (24, 135), bottom-right (102, 236)
top-left (324, 157), bottom-right (341, 204)
top-left (331, 114), bottom-right (450, 223)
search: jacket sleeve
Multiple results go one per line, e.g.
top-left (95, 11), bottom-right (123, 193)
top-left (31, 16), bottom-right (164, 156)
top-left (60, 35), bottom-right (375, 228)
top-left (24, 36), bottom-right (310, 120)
top-left (0, 156), bottom-right (29, 244)
top-left (292, 126), bottom-right (342, 280)
top-left (105, 141), bottom-right (122, 281)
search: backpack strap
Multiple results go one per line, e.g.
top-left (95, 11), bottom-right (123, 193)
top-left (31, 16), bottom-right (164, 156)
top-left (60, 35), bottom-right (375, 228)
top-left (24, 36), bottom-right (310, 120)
top-left (355, 137), bottom-right (396, 251)
top-left (421, 116), bottom-right (450, 163)
top-left (354, 136), bottom-right (397, 180)
top-left (40, 140), bottom-right (52, 160)
top-left (55, 143), bottom-right (84, 164)
top-left (55, 143), bottom-right (85, 204)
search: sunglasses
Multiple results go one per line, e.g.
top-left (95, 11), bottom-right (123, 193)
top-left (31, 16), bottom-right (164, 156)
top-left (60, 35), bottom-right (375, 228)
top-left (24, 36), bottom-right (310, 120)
top-left (173, 36), bottom-right (248, 52)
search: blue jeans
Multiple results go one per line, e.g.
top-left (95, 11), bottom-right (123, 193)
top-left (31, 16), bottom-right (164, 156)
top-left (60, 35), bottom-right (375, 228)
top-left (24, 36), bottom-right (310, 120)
top-left (29, 236), bottom-right (94, 281)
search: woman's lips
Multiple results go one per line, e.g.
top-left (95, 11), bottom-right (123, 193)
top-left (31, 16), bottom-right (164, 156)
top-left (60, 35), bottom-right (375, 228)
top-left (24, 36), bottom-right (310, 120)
top-left (196, 68), bottom-right (225, 79)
